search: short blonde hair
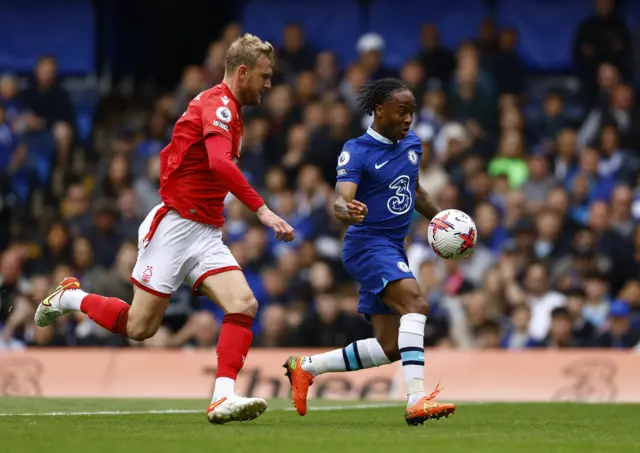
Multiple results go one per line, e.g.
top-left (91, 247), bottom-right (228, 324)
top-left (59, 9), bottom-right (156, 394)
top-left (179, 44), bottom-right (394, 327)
top-left (225, 33), bottom-right (274, 74)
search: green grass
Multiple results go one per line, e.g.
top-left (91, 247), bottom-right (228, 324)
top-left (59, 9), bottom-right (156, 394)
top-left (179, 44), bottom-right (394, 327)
top-left (0, 398), bottom-right (638, 453)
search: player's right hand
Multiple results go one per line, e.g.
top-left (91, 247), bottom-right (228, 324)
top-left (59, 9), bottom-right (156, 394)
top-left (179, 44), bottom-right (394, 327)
top-left (344, 199), bottom-right (368, 223)
top-left (256, 205), bottom-right (295, 242)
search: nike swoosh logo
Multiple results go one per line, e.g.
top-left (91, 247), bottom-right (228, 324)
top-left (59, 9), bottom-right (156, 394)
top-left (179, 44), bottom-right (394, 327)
top-left (42, 280), bottom-right (80, 306)
top-left (42, 286), bottom-right (64, 307)
top-left (375, 161), bottom-right (389, 169)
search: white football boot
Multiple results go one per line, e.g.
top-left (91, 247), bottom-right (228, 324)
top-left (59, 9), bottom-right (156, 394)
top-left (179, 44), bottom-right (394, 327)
top-left (206, 396), bottom-right (268, 424)
top-left (34, 277), bottom-right (81, 327)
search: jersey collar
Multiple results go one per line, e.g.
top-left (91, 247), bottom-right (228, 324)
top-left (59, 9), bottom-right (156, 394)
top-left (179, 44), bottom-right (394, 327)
top-left (220, 82), bottom-right (242, 110)
top-left (366, 126), bottom-right (394, 145)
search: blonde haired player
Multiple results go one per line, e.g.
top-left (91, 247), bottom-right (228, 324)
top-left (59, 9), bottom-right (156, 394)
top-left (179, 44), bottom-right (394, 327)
top-left (35, 34), bottom-right (294, 424)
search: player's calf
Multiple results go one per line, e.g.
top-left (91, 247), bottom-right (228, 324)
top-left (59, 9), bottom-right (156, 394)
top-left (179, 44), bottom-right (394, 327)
top-left (198, 271), bottom-right (259, 403)
top-left (381, 279), bottom-right (430, 407)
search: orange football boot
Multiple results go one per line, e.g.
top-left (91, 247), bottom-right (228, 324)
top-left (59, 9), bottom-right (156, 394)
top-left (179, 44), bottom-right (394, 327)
top-left (404, 383), bottom-right (456, 426)
top-left (283, 356), bottom-right (314, 416)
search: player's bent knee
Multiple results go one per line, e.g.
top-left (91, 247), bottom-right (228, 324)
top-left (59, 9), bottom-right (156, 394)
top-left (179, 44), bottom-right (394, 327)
top-left (127, 290), bottom-right (169, 341)
top-left (226, 294), bottom-right (258, 317)
top-left (399, 294), bottom-right (429, 317)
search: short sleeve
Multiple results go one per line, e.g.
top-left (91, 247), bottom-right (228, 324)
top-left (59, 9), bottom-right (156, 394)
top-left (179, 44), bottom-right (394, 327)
top-left (336, 145), bottom-right (364, 185)
top-left (201, 96), bottom-right (234, 140)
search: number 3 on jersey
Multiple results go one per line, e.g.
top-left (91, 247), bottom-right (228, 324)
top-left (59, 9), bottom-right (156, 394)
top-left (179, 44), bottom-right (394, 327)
top-left (387, 175), bottom-right (412, 215)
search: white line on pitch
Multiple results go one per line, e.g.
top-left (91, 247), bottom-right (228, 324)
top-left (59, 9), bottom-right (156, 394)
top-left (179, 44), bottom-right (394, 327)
top-left (0, 402), bottom-right (402, 417)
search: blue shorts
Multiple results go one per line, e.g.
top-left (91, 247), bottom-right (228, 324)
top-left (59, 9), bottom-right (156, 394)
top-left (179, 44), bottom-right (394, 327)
top-left (342, 242), bottom-right (416, 317)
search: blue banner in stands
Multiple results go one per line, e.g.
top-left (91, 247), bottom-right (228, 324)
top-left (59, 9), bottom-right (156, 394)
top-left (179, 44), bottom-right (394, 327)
top-left (495, 0), bottom-right (592, 70)
top-left (240, 0), bottom-right (363, 67)
top-left (0, 0), bottom-right (95, 74)
top-left (368, 0), bottom-right (488, 68)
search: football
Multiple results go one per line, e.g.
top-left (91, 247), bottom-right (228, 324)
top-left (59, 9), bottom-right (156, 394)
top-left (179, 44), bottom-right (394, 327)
top-left (427, 209), bottom-right (477, 260)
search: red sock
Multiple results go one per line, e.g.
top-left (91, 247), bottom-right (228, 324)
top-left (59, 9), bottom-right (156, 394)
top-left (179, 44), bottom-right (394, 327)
top-left (80, 294), bottom-right (130, 336)
top-left (216, 313), bottom-right (254, 380)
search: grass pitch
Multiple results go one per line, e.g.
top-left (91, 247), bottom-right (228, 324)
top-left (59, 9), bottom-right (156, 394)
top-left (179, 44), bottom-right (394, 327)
top-left (0, 398), bottom-right (637, 453)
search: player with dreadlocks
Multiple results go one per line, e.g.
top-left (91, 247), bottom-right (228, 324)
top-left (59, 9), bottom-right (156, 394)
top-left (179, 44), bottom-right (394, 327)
top-left (284, 78), bottom-right (455, 426)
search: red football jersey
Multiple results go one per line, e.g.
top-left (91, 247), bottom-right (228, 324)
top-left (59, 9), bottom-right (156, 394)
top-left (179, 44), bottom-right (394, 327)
top-left (159, 83), bottom-right (244, 227)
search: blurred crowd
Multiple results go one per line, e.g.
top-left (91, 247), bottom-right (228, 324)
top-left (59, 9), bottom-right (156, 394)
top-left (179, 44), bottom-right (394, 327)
top-left (2, 0), bottom-right (640, 351)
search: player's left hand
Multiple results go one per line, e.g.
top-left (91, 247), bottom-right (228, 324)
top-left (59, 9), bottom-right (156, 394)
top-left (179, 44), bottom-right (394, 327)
top-left (345, 199), bottom-right (368, 223)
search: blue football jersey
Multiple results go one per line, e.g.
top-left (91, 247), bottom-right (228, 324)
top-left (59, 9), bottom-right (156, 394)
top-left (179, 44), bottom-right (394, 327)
top-left (337, 127), bottom-right (422, 247)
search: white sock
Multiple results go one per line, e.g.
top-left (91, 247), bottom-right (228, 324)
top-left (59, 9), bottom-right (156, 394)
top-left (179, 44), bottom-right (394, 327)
top-left (60, 288), bottom-right (87, 312)
top-left (301, 338), bottom-right (391, 377)
top-left (212, 377), bottom-right (235, 402)
top-left (398, 313), bottom-right (427, 406)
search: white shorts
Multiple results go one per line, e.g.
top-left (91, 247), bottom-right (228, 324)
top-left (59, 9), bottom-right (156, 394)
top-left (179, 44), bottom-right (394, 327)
top-left (131, 204), bottom-right (240, 298)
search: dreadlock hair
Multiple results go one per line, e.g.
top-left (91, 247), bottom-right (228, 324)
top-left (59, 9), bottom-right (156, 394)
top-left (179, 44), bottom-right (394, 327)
top-left (357, 78), bottom-right (409, 116)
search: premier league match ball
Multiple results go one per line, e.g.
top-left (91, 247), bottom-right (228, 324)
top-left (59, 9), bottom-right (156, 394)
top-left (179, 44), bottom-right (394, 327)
top-left (427, 209), bottom-right (478, 261)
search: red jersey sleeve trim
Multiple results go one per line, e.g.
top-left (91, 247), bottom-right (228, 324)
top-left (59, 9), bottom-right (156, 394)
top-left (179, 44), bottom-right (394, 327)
top-left (205, 135), bottom-right (265, 212)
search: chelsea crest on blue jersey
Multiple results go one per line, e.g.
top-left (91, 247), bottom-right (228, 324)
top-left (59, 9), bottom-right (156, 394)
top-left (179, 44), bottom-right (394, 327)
top-left (337, 127), bottom-right (422, 247)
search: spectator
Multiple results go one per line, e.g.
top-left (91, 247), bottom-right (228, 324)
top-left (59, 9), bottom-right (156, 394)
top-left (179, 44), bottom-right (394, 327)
top-left (597, 123), bottom-right (640, 185)
top-left (400, 60), bottom-right (426, 106)
top-left (134, 155), bottom-right (161, 217)
top-left (595, 300), bottom-right (640, 348)
top-left (501, 304), bottom-right (537, 349)
top-left (135, 110), bottom-right (169, 164)
top-left (552, 128), bottom-right (579, 182)
top-left (488, 130), bottom-right (529, 188)
top-left (448, 46), bottom-right (497, 134)
top-left (476, 18), bottom-right (499, 61)
top-left (83, 199), bottom-right (123, 269)
top-left (254, 304), bottom-right (296, 347)
top-left (314, 51), bottom-right (340, 95)
top-left (523, 261), bottom-right (566, 341)
top-left (0, 74), bottom-right (21, 124)
top-left (36, 222), bottom-right (72, 274)
top-left (521, 154), bottom-right (555, 214)
top-left (116, 188), bottom-right (142, 239)
top-left (474, 319), bottom-right (502, 349)
top-left (610, 184), bottom-right (634, 238)
top-left (339, 64), bottom-right (368, 114)
top-left (563, 287), bottom-right (597, 346)
top-left (19, 56), bottom-right (75, 173)
top-left (61, 182), bottom-right (92, 237)
top-left (0, 249), bottom-right (27, 322)
top-left (537, 307), bottom-right (582, 348)
top-left (278, 24), bottom-right (317, 77)
top-left (573, 0), bottom-right (631, 104)
top-left (297, 291), bottom-right (369, 347)
top-left (533, 208), bottom-right (573, 260)
top-left (490, 27), bottom-right (526, 96)
top-left (355, 33), bottom-right (396, 80)
top-left (582, 270), bottom-right (612, 328)
top-left (417, 24), bottom-right (455, 85)
top-left (587, 200), bottom-right (637, 295)
top-left (174, 65), bottom-right (206, 116)
top-left (531, 91), bottom-right (570, 148)
top-left (294, 71), bottom-right (318, 105)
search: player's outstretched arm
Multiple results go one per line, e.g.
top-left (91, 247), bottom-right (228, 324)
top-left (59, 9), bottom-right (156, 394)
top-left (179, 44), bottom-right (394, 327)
top-left (205, 135), bottom-right (294, 242)
top-left (415, 185), bottom-right (441, 220)
top-left (334, 182), bottom-right (368, 224)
